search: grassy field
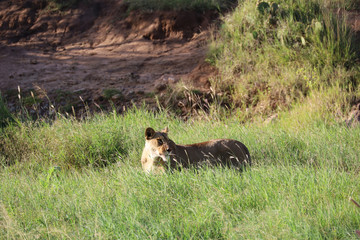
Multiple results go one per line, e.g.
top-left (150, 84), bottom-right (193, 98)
top-left (1, 0), bottom-right (360, 239)
top-left (1, 109), bottom-right (360, 239)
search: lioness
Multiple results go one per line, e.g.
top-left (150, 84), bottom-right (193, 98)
top-left (141, 127), bottom-right (251, 173)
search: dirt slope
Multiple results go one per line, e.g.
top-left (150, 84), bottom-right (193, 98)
top-left (0, 0), bottom-right (218, 114)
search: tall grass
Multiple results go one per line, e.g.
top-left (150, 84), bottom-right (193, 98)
top-left (1, 0), bottom-right (360, 238)
top-left (1, 165), bottom-right (360, 239)
top-left (1, 108), bottom-right (359, 170)
top-left (208, 0), bottom-right (360, 119)
top-left (0, 109), bottom-right (360, 239)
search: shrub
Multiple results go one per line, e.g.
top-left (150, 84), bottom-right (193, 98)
top-left (208, 0), bottom-right (360, 119)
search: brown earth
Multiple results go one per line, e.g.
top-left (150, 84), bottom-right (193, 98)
top-left (0, 0), bottom-right (218, 115)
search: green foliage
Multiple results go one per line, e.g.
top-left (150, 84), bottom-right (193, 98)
top-left (0, 93), bottom-right (14, 129)
top-left (0, 108), bottom-right (171, 168)
top-left (1, 108), bottom-right (359, 169)
top-left (1, 151), bottom-right (360, 239)
top-left (208, 0), bottom-right (360, 119)
top-left (1, 0), bottom-right (360, 237)
top-left (124, 0), bottom-right (237, 11)
top-left (1, 109), bottom-right (360, 238)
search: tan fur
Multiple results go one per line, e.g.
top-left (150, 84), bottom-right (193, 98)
top-left (141, 127), bottom-right (251, 173)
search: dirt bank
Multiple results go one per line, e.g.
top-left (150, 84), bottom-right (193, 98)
top-left (0, 0), bottom-right (218, 115)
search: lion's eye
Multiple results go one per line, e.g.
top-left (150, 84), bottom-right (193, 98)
top-left (157, 139), bottom-right (163, 145)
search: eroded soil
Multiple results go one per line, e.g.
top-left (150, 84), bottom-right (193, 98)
top-left (0, 0), bottom-right (218, 115)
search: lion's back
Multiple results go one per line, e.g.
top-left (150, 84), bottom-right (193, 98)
top-left (181, 139), bottom-right (251, 167)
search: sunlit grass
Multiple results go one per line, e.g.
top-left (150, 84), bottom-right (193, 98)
top-left (1, 160), bottom-right (360, 239)
top-left (1, 108), bottom-right (360, 170)
top-left (1, 107), bottom-right (360, 238)
top-left (208, 0), bottom-right (360, 120)
top-left (1, 0), bottom-right (360, 238)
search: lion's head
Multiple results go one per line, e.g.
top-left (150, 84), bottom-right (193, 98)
top-left (144, 127), bottom-right (173, 164)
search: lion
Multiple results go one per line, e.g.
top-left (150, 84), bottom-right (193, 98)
top-left (141, 127), bottom-right (251, 173)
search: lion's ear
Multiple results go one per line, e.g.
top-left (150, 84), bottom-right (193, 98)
top-left (161, 126), bottom-right (169, 134)
top-left (145, 128), bottom-right (155, 140)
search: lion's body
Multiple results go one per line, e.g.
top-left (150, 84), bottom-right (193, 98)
top-left (141, 127), bottom-right (251, 173)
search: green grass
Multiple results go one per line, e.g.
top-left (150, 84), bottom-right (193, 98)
top-left (1, 165), bottom-right (360, 239)
top-left (208, 0), bottom-right (360, 120)
top-left (1, 0), bottom-right (360, 238)
top-left (2, 108), bottom-right (359, 170)
top-left (1, 109), bottom-right (360, 239)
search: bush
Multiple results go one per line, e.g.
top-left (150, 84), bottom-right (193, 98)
top-left (208, 0), bottom-right (360, 119)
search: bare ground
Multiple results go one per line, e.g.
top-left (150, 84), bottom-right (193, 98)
top-left (0, 0), bottom-right (218, 115)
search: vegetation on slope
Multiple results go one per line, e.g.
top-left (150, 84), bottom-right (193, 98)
top-left (208, 0), bottom-right (360, 120)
